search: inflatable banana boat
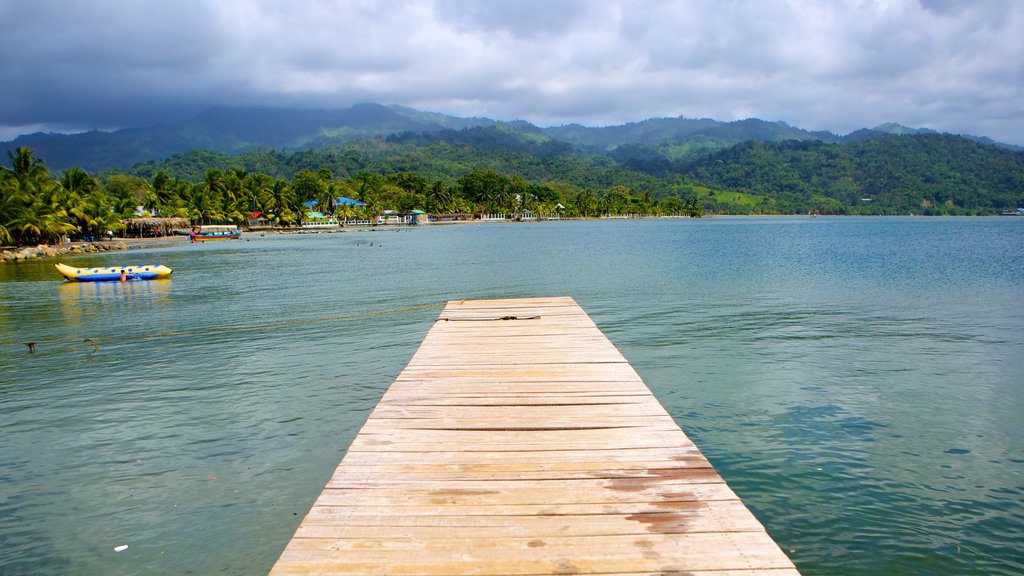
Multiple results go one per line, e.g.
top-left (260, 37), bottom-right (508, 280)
top-left (54, 262), bottom-right (173, 282)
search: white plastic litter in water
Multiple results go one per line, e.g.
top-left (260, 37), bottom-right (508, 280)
top-left (114, 545), bottom-right (128, 552)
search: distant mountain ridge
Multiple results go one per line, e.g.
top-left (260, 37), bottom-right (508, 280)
top-left (2, 103), bottom-right (1019, 173)
top-left (3, 103), bottom-right (498, 172)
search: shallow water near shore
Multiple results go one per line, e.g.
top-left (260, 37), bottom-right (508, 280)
top-left (1, 217), bottom-right (1022, 575)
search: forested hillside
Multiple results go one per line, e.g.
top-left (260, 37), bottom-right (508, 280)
top-left (8, 103), bottom-right (1019, 174)
top-left (682, 134), bottom-right (1024, 214)
top-left (128, 126), bottom-right (1024, 215)
top-left (5, 115), bottom-right (1024, 247)
top-left (2, 104), bottom-right (496, 173)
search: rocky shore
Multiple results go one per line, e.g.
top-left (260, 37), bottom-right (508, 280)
top-left (1, 241), bottom-right (131, 262)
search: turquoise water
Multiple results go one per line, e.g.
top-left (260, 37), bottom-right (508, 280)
top-left (1, 217), bottom-right (1022, 575)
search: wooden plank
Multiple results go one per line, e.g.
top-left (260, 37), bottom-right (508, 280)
top-left (324, 466), bottom-right (715, 483)
top-left (273, 532), bottom-right (796, 575)
top-left (311, 479), bottom-right (734, 506)
top-left (367, 404), bottom-right (671, 419)
top-left (268, 297), bottom-right (799, 575)
top-left (296, 499), bottom-right (767, 536)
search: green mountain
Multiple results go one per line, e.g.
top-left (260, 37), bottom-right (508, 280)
top-left (544, 117), bottom-right (724, 148)
top-left (3, 103), bottom-right (496, 173)
top-left (681, 134), bottom-right (1024, 214)
top-left (124, 122), bottom-right (1024, 215)
top-left (6, 103), bottom-right (1023, 215)
top-left (544, 117), bottom-right (844, 164)
top-left (7, 103), bottom-right (1020, 175)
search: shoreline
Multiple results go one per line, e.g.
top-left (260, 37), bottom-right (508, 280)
top-left (1, 235), bottom-right (184, 263)
top-left (3, 213), bottom-right (1014, 264)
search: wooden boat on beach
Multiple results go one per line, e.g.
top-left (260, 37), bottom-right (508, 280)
top-left (54, 263), bottom-right (173, 282)
top-left (191, 225), bottom-right (241, 241)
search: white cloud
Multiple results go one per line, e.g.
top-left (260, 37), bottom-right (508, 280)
top-left (0, 0), bottom-right (1021, 144)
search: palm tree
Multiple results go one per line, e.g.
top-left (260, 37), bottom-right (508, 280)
top-left (222, 168), bottom-right (245, 209)
top-left (150, 171), bottom-right (182, 214)
top-left (0, 177), bottom-right (27, 244)
top-left (60, 167), bottom-right (97, 195)
top-left (267, 180), bottom-right (299, 226)
top-left (245, 173), bottom-right (274, 218)
top-left (2, 147), bottom-right (49, 186)
top-left (427, 181), bottom-right (455, 213)
top-left (602, 186), bottom-right (630, 215)
top-left (1, 147), bottom-right (75, 245)
top-left (74, 190), bottom-right (121, 238)
top-left (200, 169), bottom-right (227, 216)
top-left (572, 189), bottom-right (596, 217)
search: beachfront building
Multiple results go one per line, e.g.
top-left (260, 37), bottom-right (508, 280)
top-left (301, 211), bottom-right (339, 229)
top-left (372, 210), bottom-right (430, 225)
top-left (121, 217), bottom-right (191, 238)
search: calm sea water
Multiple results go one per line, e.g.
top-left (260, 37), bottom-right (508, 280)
top-left (1, 217), bottom-right (1022, 575)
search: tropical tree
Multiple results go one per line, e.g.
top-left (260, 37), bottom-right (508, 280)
top-left (1, 147), bottom-right (75, 244)
top-left (426, 180), bottom-right (455, 213)
top-left (267, 180), bottom-right (300, 225)
top-left (61, 167), bottom-right (98, 196)
top-left (659, 195), bottom-right (684, 215)
top-left (244, 173), bottom-right (274, 217)
top-left (194, 169), bottom-right (226, 218)
top-left (685, 198), bottom-right (705, 218)
top-left (74, 189), bottom-right (122, 237)
top-left (572, 188), bottom-right (597, 217)
top-left (351, 171), bottom-right (385, 206)
top-left (601, 186), bottom-right (630, 215)
top-left (458, 168), bottom-right (512, 214)
top-left (2, 147), bottom-right (49, 186)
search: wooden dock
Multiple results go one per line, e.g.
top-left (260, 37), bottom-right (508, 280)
top-left (269, 297), bottom-right (799, 575)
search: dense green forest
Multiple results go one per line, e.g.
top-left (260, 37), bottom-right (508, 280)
top-left (130, 126), bottom-right (1024, 215)
top-left (0, 146), bottom-right (703, 246)
top-left (3, 123), bottom-right (1023, 246)
top-left (8, 103), bottom-right (1018, 174)
top-left (682, 134), bottom-right (1024, 214)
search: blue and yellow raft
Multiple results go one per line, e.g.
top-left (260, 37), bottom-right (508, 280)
top-left (54, 262), bottom-right (173, 282)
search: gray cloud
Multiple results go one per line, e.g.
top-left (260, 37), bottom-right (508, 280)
top-left (1, 0), bottom-right (1022, 145)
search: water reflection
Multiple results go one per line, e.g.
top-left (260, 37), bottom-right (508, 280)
top-left (57, 279), bottom-right (172, 306)
top-left (54, 280), bottom-right (174, 340)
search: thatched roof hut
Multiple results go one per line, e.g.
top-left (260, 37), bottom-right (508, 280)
top-left (122, 217), bottom-right (191, 237)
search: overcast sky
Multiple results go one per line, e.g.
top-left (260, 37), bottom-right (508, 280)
top-left (1, 0), bottom-right (1022, 145)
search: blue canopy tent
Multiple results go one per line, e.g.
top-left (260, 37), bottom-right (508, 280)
top-left (304, 197), bottom-right (366, 213)
top-left (304, 197), bottom-right (365, 207)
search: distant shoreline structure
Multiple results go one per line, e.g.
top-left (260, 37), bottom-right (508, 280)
top-left (5, 213), bottom-right (1020, 264)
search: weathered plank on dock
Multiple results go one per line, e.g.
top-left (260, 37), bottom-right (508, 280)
top-left (269, 296), bottom-right (799, 576)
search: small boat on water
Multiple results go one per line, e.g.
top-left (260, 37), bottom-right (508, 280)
top-left (191, 225), bottom-right (241, 241)
top-left (54, 263), bottom-right (173, 282)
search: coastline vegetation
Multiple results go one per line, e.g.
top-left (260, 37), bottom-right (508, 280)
top-left (127, 129), bottom-right (1024, 217)
top-left (4, 126), bottom-right (1024, 247)
top-left (0, 146), bottom-right (702, 246)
